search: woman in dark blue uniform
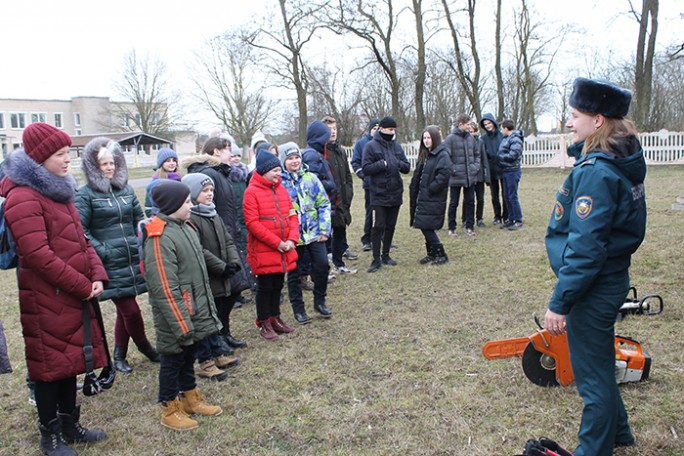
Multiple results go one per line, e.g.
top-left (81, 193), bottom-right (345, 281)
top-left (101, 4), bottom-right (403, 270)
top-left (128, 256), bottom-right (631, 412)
top-left (544, 78), bottom-right (647, 456)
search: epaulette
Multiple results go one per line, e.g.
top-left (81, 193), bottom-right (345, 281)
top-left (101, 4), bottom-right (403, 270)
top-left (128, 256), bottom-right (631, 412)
top-left (580, 157), bottom-right (597, 166)
top-left (145, 216), bottom-right (167, 237)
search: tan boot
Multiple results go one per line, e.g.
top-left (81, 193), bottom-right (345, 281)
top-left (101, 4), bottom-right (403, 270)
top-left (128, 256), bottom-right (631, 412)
top-left (214, 354), bottom-right (240, 369)
top-left (196, 360), bottom-right (228, 381)
top-left (161, 398), bottom-right (199, 431)
top-left (179, 388), bottom-right (223, 416)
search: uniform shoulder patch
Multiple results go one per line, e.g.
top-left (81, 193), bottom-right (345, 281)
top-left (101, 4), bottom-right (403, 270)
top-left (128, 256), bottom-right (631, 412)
top-left (575, 196), bottom-right (593, 219)
top-left (554, 201), bottom-right (564, 221)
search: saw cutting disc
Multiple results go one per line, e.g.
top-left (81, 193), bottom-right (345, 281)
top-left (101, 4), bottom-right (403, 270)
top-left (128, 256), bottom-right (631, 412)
top-left (522, 343), bottom-right (559, 387)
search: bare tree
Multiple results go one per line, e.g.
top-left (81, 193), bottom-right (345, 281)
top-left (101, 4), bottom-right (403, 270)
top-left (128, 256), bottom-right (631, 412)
top-left (494, 0), bottom-right (504, 120)
top-left (191, 33), bottom-right (275, 148)
top-left (113, 50), bottom-right (179, 136)
top-left (411, 0), bottom-right (427, 131)
top-left (629, 0), bottom-right (659, 130)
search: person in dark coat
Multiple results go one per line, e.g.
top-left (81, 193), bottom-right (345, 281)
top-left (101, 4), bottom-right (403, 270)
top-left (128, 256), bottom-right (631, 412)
top-left (480, 113), bottom-right (506, 224)
top-left (543, 78), bottom-right (646, 456)
top-left (351, 117), bottom-right (380, 251)
top-left (361, 116), bottom-right (410, 272)
top-left (466, 121), bottom-right (490, 227)
top-left (409, 126), bottom-right (452, 265)
top-left (1, 123), bottom-right (108, 455)
top-left (76, 137), bottom-right (159, 374)
top-left (444, 114), bottom-right (480, 236)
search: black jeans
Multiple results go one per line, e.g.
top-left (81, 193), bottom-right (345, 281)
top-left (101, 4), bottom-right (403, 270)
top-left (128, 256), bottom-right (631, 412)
top-left (35, 377), bottom-right (77, 425)
top-left (448, 185), bottom-right (475, 230)
top-left (490, 177), bottom-right (507, 221)
top-left (196, 333), bottom-right (231, 363)
top-left (371, 205), bottom-right (400, 261)
top-left (256, 273), bottom-right (285, 322)
top-left (158, 344), bottom-right (197, 403)
top-left (361, 188), bottom-right (372, 245)
top-left (331, 225), bottom-right (349, 268)
top-left (287, 242), bottom-right (328, 313)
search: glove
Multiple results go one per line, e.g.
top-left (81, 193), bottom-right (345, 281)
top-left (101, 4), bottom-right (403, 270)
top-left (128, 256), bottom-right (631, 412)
top-left (221, 263), bottom-right (241, 278)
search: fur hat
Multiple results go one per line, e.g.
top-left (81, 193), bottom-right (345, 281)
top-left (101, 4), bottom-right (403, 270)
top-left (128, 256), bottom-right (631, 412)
top-left (151, 180), bottom-right (190, 215)
top-left (182, 174), bottom-right (214, 203)
top-left (367, 118), bottom-right (381, 132)
top-left (569, 77), bottom-right (632, 118)
top-left (278, 142), bottom-right (301, 165)
top-left (22, 122), bottom-right (72, 164)
top-left (255, 150), bottom-right (282, 176)
top-left (379, 116), bottom-right (397, 129)
top-left (156, 148), bottom-right (178, 170)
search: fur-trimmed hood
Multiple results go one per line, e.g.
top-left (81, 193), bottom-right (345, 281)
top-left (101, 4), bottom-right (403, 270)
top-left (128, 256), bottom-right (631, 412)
top-left (180, 154), bottom-right (222, 173)
top-left (0, 149), bottom-right (77, 202)
top-left (81, 137), bottom-right (128, 193)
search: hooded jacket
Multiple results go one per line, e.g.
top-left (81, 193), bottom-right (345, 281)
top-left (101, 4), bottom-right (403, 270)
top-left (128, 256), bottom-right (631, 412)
top-left (496, 130), bottom-right (524, 170)
top-left (409, 142), bottom-right (452, 230)
top-left (75, 139), bottom-right (146, 300)
top-left (281, 164), bottom-right (331, 245)
top-left (444, 126), bottom-right (480, 187)
top-left (243, 171), bottom-right (299, 275)
top-left (361, 131), bottom-right (411, 207)
top-left (302, 121), bottom-right (337, 210)
top-left (0, 150), bottom-right (108, 382)
top-left (326, 140), bottom-right (354, 227)
top-left (480, 113), bottom-right (504, 179)
top-left (546, 137), bottom-right (647, 315)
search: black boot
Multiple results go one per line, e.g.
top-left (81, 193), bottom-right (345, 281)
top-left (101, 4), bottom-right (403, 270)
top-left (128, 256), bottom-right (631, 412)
top-left (135, 340), bottom-right (160, 363)
top-left (59, 405), bottom-right (106, 445)
top-left (313, 303), bottom-right (333, 318)
top-left (224, 333), bottom-right (248, 349)
top-left (431, 244), bottom-right (449, 266)
top-left (113, 346), bottom-right (133, 374)
top-left (38, 417), bottom-right (77, 456)
top-left (419, 243), bottom-right (435, 264)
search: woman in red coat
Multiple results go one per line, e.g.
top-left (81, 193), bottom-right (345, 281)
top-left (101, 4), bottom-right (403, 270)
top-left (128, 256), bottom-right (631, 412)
top-left (0, 123), bottom-right (109, 456)
top-left (243, 151), bottom-right (299, 341)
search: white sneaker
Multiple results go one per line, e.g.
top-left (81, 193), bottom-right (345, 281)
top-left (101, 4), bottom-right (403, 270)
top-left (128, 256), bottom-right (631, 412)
top-left (327, 272), bottom-right (336, 283)
top-left (333, 265), bottom-right (358, 275)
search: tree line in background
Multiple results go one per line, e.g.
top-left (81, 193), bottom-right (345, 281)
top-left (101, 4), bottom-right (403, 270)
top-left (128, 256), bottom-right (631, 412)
top-left (113, 0), bottom-right (683, 147)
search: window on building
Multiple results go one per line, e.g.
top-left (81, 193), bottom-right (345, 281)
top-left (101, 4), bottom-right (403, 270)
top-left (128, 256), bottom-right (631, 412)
top-left (0, 113), bottom-right (5, 130)
top-left (119, 114), bottom-right (129, 128)
top-left (10, 113), bottom-right (26, 129)
top-left (74, 112), bottom-right (81, 127)
top-left (74, 129), bottom-right (81, 136)
top-left (30, 112), bottom-right (47, 124)
top-left (54, 113), bottom-right (63, 129)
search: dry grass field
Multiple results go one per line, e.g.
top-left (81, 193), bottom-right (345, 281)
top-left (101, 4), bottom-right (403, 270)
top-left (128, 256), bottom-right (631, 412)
top-left (0, 166), bottom-right (682, 455)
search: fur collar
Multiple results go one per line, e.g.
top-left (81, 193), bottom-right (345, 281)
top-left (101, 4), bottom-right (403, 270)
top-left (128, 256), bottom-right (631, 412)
top-left (81, 139), bottom-right (128, 193)
top-left (180, 154), bottom-right (222, 173)
top-left (1, 149), bottom-right (77, 202)
top-left (229, 163), bottom-right (250, 182)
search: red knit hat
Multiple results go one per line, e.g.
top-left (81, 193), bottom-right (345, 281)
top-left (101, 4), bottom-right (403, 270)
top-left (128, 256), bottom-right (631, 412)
top-left (22, 122), bottom-right (72, 164)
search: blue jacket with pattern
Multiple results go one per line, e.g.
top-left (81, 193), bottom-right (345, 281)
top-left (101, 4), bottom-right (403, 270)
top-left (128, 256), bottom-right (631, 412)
top-left (280, 165), bottom-right (332, 246)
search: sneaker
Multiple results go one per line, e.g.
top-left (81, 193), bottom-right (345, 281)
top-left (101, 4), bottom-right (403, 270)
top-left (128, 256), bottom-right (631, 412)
top-left (448, 230), bottom-right (457, 237)
top-left (508, 222), bottom-right (524, 231)
top-left (390, 242), bottom-right (398, 249)
top-left (367, 260), bottom-right (383, 273)
top-left (343, 249), bottom-right (359, 260)
top-left (477, 219), bottom-right (486, 228)
top-left (300, 275), bottom-right (314, 291)
top-left (493, 218), bottom-right (502, 225)
top-left (361, 243), bottom-right (371, 251)
top-left (196, 360), bottom-right (228, 381)
top-left (327, 272), bottom-right (336, 283)
top-left (333, 265), bottom-right (358, 274)
top-left (381, 255), bottom-right (397, 266)
top-left (465, 228), bottom-right (476, 236)
top-left (327, 253), bottom-right (332, 263)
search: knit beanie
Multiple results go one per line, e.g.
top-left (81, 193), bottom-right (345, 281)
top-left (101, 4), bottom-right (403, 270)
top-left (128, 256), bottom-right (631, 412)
top-left (569, 78), bottom-right (632, 118)
top-left (250, 131), bottom-right (267, 151)
top-left (182, 174), bottom-right (215, 203)
top-left (156, 148), bottom-right (178, 170)
top-left (22, 122), bottom-right (72, 164)
top-left (367, 118), bottom-right (381, 132)
top-left (255, 150), bottom-right (282, 176)
top-left (278, 142), bottom-right (301, 165)
top-left (379, 116), bottom-right (397, 129)
top-left (150, 180), bottom-right (190, 215)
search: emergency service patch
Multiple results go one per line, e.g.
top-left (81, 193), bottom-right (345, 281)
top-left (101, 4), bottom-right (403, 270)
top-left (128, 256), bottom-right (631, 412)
top-left (558, 186), bottom-right (570, 197)
top-left (554, 201), bottom-right (564, 220)
top-left (575, 196), bottom-right (593, 219)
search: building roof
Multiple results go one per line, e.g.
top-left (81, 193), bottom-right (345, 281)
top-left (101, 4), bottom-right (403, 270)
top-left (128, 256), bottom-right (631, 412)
top-left (70, 131), bottom-right (174, 148)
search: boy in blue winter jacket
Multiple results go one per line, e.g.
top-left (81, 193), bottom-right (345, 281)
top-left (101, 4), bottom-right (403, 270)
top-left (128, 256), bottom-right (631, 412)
top-left (496, 119), bottom-right (525, 230)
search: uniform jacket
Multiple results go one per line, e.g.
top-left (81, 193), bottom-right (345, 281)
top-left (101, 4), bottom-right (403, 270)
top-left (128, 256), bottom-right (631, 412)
top-left (444, 126), bottom-right (480, 187)
top-left (497, 130), bottom-right (524, 170)
top-left (361, 132), bottom-right (411, 207)
top-left (546, 137), bottom-right (647, 315)
top-left (281, 165), bottom-right (331, 246)
top-left (326, 141), bottom-right (354, 227)
top-left (480, 113), bottom-right (504, 180)
top-left (302, 121), bottom-right (337, 210)
top-left (409, 143), bottom-right (452, 230)
top-left (189, 208), bottom-right (241, 298)
top-left (243, 171), bottom-right (299, 275)
top-left (75, 141), bottom-right (146, 300)
top-left (143, 213), bottom-right (221, 355)
top-left (0, 150), bottom-right (108, 382)
top-left (351, 132), bottom-right (372, 188)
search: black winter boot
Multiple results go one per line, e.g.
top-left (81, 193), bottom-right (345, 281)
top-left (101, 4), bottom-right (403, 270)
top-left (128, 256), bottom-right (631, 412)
top-left (38, 417), bottom-right (77, 456)
top-left (419, 243), bottom-right (436, 264)
top-left (135, 340), bottom-right (160, 363)
top-left (431, 244), bottom-right (449, 266)
top-left (58, 405), bottom-right (107, 444)
top-left (113, 346), bottom-right (133, 373)
top-left (224, 333), bottom-right (247, 349)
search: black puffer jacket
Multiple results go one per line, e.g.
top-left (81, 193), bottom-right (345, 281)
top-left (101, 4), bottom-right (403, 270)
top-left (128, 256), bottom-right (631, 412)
top-left (409, 143), bottom-right (452, 230)
top-left (497, 130), bottom-right (525, 170)
top-left (480, 113), bottom-right (504, 180)
top-left (326, 141), bottom-right (354, 227)
top-left (75, 138), bottom-right (146, 300)
top-left (361, 132), bottom-right (411, 207)
top-left (444, 126), bottom-right (480, 187)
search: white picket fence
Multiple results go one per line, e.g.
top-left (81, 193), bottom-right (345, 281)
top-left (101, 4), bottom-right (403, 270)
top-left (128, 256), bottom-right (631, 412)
top-left (343, 130), bottom-right (684, 169)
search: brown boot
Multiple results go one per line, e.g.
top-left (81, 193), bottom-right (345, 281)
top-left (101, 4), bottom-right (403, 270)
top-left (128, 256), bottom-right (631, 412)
top-left (160, 398), bottom-right (198, 431)
top-left (258, 319), bottom-right (279, 341)
top-left (179, 388), bottom-right (222, 417)
top-left (196, 360), bottom-right (228, 381)
top-left (214, 354), bottom-right (240, 369)
top-left (271, 316), bottom-right (295, 334)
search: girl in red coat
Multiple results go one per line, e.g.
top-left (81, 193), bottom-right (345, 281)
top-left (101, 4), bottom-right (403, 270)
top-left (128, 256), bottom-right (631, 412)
top-left (243, 151), bottom-right (299, 341)
top-left (0, 123), bottom-right (108, 456)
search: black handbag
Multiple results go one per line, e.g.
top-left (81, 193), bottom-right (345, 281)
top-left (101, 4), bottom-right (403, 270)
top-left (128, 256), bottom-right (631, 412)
top-left (82, 299), bottom-right (115, 396)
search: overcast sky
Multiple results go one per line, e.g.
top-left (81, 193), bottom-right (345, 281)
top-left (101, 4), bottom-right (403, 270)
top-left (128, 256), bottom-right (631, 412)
top-left (1, 0), bottom-right (681, 129)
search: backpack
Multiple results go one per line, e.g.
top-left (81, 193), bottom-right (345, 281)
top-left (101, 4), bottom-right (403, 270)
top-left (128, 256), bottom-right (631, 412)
top-left (0, 200), bottom-right (18, 270)
top-left (137, 217), bottom-right (154, 277)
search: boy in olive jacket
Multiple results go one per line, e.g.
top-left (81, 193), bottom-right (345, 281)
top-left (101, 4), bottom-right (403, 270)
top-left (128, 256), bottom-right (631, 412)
top-left (143, 180), bottom-right (223, 431)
